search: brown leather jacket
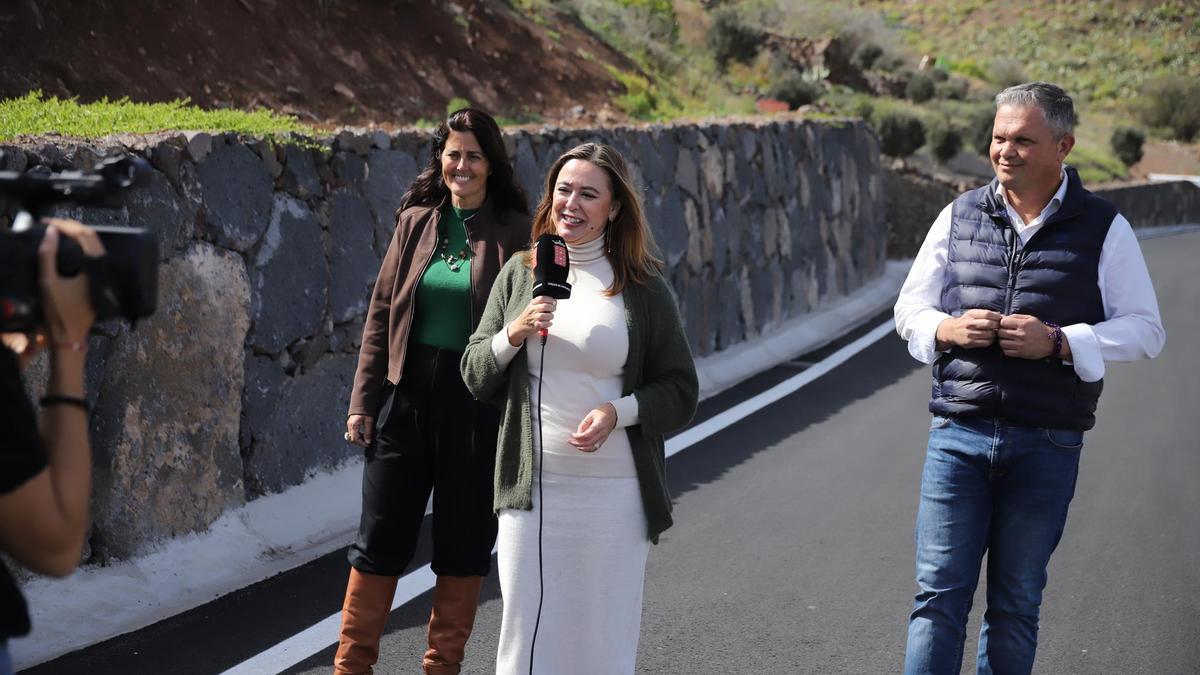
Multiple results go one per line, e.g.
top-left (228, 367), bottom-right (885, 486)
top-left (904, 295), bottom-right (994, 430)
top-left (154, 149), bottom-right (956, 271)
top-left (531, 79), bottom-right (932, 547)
top-left (348, 196), bottom-right (531, 418)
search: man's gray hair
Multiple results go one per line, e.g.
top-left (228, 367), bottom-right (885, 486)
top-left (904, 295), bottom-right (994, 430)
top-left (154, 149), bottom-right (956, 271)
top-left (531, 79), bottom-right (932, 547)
top-left (995, 82), bottom-right (1078, 138)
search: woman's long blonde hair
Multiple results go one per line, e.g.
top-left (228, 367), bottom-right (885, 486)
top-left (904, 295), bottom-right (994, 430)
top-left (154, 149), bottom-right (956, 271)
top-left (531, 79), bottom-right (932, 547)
top-left (528, 143), bottom-right (663, 296)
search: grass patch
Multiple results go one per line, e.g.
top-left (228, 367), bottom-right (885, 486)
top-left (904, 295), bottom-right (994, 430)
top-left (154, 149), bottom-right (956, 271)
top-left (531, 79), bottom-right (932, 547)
top-left (1071, 141), bottom-right (1127, 184)
top-left (495, 110), bottom-right (545, 127)
top-left (606, 65), bottom-right (682, 121)
top-left (0, 90), bottom-right (313, 142)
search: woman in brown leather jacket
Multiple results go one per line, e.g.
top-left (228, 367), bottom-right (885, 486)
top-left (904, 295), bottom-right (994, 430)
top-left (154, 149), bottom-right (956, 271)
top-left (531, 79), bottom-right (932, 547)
top-left (335, 108), bottom-right (530, 675)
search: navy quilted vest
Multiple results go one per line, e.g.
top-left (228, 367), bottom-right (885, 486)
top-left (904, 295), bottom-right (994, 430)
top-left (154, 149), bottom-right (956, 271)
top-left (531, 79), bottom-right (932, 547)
top-left (931, 167), bottom-right (1115, 430)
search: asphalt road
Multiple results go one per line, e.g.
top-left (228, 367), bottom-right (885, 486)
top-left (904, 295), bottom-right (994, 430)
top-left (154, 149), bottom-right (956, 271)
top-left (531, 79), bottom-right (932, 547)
top-left (31, 229), bottom-right (1199, 674)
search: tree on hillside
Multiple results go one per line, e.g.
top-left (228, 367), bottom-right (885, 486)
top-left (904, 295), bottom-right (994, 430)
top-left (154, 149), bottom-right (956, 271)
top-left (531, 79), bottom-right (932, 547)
top-left (878, 111), bottom-right (926, 159)
top-left (767, 71), bottom-right (824, 109)
top-left (906, 73), bottom-right (935, 103)
top-left (1110, 127), bottom-right (1146, 167)
top-left (707, 7), bottom-right (760, 70)
top-left (929, 119), bottom-right (962, 164)
top-left (965, 104), bottom-right (995, 157)
top-left (1138, 76), bottom-right (1200, 143)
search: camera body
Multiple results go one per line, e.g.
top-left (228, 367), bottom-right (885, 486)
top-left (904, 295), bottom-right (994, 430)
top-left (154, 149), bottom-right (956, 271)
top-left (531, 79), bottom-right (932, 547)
top-left (0, 155), bottom-right (159, 332)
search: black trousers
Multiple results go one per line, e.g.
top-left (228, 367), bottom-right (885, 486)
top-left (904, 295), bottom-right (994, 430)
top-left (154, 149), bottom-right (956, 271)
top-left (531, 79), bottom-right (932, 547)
top-left (348, 343), bottom-right (500, 577)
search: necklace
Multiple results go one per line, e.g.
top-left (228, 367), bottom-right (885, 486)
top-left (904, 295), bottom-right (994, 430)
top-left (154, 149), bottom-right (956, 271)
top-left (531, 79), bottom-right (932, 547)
top-left (438, 206), bottom-right (476, 272)
top-left (438, 234), bottom-right (471, 272)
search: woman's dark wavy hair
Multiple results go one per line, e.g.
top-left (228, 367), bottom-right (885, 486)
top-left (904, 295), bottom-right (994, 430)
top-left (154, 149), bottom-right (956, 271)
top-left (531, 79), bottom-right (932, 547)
top-left (396, 107), bottom-right (529, 216)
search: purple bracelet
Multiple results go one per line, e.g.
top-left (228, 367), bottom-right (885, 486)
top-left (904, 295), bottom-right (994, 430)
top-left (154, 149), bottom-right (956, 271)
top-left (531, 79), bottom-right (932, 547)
top-left (1045, 321), bottom-right (1063, 358)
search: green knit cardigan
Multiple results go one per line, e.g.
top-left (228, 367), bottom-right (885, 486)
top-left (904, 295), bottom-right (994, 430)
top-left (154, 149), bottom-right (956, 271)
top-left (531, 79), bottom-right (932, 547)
top-left (460, 254), bottom-right (699, 542)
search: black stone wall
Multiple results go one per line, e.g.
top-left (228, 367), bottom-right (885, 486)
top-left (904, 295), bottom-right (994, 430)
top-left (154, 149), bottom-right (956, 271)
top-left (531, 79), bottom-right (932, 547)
top-left (1, 118), bottom-right (887, 560)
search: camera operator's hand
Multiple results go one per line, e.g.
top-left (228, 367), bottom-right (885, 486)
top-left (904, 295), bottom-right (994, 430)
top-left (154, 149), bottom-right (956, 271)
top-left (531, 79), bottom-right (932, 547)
top-left (39, 218), bottom-right (104, 343)
top-left (0, 218), bottom-right (103, 578)
top-left (1, 331), bottom-right (47, 370)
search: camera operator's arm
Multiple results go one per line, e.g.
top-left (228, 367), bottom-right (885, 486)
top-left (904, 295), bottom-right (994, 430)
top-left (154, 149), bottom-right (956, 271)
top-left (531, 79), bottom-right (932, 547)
top-left (0, 220), bottom-right (101, 576)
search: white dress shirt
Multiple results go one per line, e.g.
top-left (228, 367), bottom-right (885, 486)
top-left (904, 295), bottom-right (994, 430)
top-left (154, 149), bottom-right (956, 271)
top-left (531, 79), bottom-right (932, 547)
top-left (894, 168), bottom-right (1165, 382)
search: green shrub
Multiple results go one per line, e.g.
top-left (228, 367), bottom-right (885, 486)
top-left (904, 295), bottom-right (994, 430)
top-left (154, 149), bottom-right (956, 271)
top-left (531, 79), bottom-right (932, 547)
top-left (929, 120), bottom-right (963, 164)
top-left (987, 58), bottom-right (1027, 89)
top-left (609, 67), bottom-right (670, 120)
top-left (707, 7), bottom-right (760, 70)
top-left (906, 73), bottom-right (935, 103)
top-left (1137, 76), bottom-right (1200, 142)
top-left (767, 72), bottom-right (824, 109)
top-left (853, 42), bottom-right (883, 70)
top-left (941, 56), bottom-right (989, 81)
top-left (936, 77), bottom-right (970, 100)
top-left (851, 97), bottom-right (875, 124)
top-left (1109, 127), bottom-right (1146, 167)
top-left (446, 97), bottom-right (471, 115)
top-left (930, 67), bottom-right (950, 82)
top-left (965, 104), bottom-right (996, 156)
top-left (876, 52), bottom-right (908, 73)
top-left (878, 111), bottom-right (926, 158)
top-left (614, 0), bottom-right (673, 19)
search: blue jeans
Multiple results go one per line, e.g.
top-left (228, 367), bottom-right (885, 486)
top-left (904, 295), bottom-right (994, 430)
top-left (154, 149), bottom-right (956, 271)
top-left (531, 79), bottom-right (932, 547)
top-left (904, 416), bottom-right (1083, 675)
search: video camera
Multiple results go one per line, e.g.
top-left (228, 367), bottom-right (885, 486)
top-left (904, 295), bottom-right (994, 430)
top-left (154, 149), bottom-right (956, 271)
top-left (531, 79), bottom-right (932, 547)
top-left (0, 154), bottom-right (159, 333)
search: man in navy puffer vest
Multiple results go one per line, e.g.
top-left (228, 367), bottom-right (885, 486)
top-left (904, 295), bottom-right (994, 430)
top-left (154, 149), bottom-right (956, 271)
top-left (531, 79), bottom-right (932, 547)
top-left (894, 82), bottom-right (1165, 674)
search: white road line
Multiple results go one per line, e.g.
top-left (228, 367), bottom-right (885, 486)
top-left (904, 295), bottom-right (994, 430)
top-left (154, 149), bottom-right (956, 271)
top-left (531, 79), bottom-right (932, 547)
top-left (666, 320), bottom-right (896, 459)
top-left (220, 319), bottom-right (897, 675)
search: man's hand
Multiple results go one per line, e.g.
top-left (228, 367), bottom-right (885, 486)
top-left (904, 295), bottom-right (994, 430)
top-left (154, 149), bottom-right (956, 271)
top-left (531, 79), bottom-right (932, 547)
top-left (998, 314), bottom-right (1068, 360)
top-left (935, 309), bottom-right (1002, 350)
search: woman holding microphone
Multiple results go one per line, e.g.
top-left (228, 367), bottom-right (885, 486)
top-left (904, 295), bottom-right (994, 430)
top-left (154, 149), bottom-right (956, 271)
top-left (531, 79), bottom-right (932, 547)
top-left (336, 108), bottom-right (530, 675)
top-left (462, 142), bottom-right (699, 674)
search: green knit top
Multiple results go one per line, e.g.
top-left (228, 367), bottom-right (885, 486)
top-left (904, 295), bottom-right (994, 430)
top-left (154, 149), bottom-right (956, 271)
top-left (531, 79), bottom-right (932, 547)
top-left (411, 205), bottom-right (475, 351)
top-left (460, 255), bottom-right (700, 542)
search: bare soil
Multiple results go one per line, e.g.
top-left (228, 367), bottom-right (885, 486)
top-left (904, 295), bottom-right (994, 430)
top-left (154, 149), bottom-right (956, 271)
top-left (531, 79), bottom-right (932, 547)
top-left (1130, 139), bottom-right (1200, 179)
top-left (0, 0), bottom-right (636, 129)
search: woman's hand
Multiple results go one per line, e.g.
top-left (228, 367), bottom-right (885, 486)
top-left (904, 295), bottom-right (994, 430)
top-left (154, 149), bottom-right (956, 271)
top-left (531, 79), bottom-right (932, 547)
top-left (506, 295), bottom-right (557, 346)
top-left (569, 402), bottom-right (618, 453)
top-left (38, 219), bottom-right (104, 344)
top-left (345, 414), bottom-right (375, 448)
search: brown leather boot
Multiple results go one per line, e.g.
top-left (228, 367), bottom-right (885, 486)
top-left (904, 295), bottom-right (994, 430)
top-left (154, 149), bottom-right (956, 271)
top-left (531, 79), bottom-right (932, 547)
top-left (333, 568), bottom-right (399, 675)
top-left (422, 575), bottom-right (485, 674)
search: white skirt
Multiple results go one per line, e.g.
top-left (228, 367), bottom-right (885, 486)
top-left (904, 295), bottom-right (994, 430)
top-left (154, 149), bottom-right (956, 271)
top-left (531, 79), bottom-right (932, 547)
top-left (495, 470), bottom-right (651, 675)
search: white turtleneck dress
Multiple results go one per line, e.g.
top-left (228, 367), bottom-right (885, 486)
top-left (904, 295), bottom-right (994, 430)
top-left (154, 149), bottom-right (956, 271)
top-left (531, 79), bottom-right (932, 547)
top-left (489, 235), bottom-right (651, 675)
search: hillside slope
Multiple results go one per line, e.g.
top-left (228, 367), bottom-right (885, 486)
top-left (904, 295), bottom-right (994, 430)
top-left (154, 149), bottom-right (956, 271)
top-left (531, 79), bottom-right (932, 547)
top-left (0, 0), bottom-right (634, 127)
top-left (852, 0), bottom-right (1198, 105)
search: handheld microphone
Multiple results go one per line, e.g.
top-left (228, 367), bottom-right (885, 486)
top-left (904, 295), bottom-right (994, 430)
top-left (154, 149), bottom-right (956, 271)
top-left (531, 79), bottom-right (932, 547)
top-left (531, 233), bottom-right (572, 342)
top-left (528, 233), bottom-right (573, 670)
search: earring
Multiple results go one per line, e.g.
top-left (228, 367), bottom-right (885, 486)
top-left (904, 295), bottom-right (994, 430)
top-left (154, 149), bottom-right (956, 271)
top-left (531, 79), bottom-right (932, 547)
top-left (604, 225), bottom-right (612, 254)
